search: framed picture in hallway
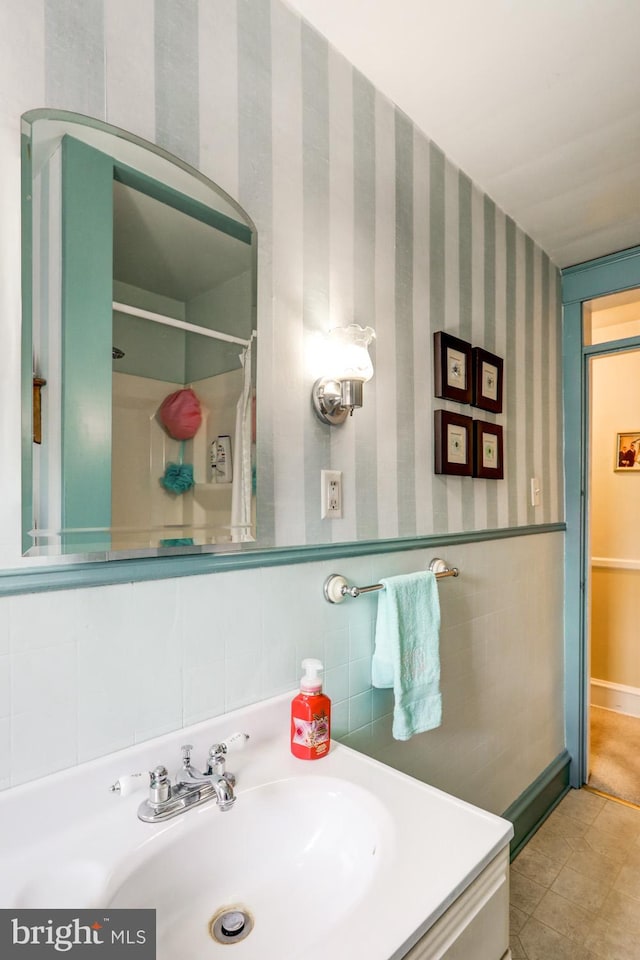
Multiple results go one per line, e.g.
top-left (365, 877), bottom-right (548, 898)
top-left (472, 347), bottom-right (503, 413)
top-left (434, 410), bottom-right (473, 476)
top-left (472, 420), bottom-right (504, 479)
top-left (433, 332), bottom-right (472, 404)
top-left (615, 431), bottom-right (640, 470)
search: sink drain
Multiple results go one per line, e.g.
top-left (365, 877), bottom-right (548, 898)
top-left (210, 906), bottom-right (254, 944)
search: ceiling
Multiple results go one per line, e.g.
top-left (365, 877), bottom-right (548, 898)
top-left (285, 0), bottom-right (640, 269)
top-left (113, 182), bottom-right (250, 301)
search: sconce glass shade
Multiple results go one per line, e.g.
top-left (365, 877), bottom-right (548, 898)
top-left (312, 324), bottom-right (375, 425)
top-left (323, 324), bottom-right (375, 382)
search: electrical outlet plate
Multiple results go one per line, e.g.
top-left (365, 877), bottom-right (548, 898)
top-left (321, 470), bottom-right (343, 519)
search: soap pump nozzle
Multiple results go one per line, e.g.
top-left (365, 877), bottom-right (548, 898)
top-left (300, 658), bottom-right (323, 693)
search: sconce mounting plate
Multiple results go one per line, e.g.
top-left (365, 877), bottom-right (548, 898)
top-left (312, 378), bottom-right (350, 426)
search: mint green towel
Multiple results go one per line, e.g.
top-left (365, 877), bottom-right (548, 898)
top-left (371, 571), bottom-right (442, 740)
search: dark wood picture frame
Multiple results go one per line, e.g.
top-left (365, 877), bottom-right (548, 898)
top-left (472, 347), bottom-right (503, 413)
top-left (434, 410), bottom-right (473, 476)
top-left (434, 332), bottom-right (473, 404)
top-left (473, 420), bottom-right (504, 479)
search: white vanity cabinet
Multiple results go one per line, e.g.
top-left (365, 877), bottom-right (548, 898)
top-left (402, 847), bottom-right (511, 960)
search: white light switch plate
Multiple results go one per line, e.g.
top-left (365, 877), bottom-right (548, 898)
top-left (530, 477), bottom-right (541, 507)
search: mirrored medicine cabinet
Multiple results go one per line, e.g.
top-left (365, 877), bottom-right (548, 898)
top-left (21, 110), bottom-right (257, 562)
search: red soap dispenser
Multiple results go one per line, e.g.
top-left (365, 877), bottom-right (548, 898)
top-left (290, 659), bottom-right (331, 760)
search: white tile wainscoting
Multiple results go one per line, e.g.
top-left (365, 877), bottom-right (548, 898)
top-left (0, 531), bottom-right (564, 821)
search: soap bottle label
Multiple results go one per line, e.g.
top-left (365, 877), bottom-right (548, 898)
top-left (291, 709), bottom-right (330, 756)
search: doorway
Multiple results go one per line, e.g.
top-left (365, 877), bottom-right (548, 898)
top-left (562, 247), bottom-right (640, 792)
top-left (586, 324), bottom-right (640, 803)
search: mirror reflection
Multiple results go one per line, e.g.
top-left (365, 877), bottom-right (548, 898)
top-left (23, 111), bottom-right (257, 558)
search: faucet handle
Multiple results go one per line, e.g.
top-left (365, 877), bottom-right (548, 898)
top-left (149, 765), bottom-right (171, 804)
top-left (109, 772), bottom-right (145, 797)
top-left (208, 732), bottom-right (249, 760)
top-left (206, 733), bottom-right (249, 775)
top-left (180, 744), bottom-right (194, 766)
top-left (227, 731), bottom-right (250, 750)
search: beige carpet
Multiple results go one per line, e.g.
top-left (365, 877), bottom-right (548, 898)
top-left (589, 705), bottom-right (640, 805)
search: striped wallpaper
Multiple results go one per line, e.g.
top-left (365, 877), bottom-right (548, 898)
top-left (33, 0), bottom-right (561, 550)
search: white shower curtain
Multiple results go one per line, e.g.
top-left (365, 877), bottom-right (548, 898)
top-left (230, 337), bottom-right (255, 542)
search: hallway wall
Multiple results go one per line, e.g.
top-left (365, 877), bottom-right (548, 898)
top-left (591, 349), bottom-right (640, 711)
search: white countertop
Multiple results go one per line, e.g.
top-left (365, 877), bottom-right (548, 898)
top-left (0, 693), bottom-right (512, 960)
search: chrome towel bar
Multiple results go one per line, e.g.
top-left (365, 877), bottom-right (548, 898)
top-left (323, 557), bottom-right (459, 604)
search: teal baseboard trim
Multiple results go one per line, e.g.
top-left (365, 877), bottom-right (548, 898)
top-left (0, 521), bottom-right (565, 597)
top-left (503, 749), bottom-right (572, 861)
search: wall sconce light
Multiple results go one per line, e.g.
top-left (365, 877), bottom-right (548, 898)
top-left (312, 324), bottom-right (376, 425)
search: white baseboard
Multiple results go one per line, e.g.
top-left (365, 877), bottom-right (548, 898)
top-left (591, 678), bottom-right (640, 718)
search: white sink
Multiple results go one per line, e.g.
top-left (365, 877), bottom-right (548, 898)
top-left (0, 693), bottom-right (512, 960)
top-left (106, 777), bottom-right (390, 958)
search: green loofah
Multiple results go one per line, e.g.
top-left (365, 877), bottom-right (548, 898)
top-left (160, 462), bottom-right (194, 494)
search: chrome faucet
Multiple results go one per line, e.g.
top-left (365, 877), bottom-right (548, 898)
top-left (137, 733), bottom-right (249, 823)
top-left (175, 743), bottom-right (237, 808)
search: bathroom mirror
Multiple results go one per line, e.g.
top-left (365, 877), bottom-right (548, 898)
top-left (22, 110), bottom-right (257, 559)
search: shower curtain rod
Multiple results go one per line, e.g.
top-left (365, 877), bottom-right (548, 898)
top-left (113, 300), bottom-right (254, 348)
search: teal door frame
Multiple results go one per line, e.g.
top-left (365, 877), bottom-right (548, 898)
top-left (562, 244), bottom-right (640, 787)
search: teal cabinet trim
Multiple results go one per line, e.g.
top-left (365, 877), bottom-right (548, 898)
top-left (0, 522), bottom-right (564, 596)
top-left (562, 248), bottom-right (640, 788)
top-left (61, 136), bottom-right (114, 547)
top-left (502, 750), bottom-right (571, 860)
top-left (21, 134), bottom-right (33, 555)
top-left (113, 162), bottom-right (252, 245)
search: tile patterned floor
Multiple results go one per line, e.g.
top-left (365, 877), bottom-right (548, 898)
top-left (510, 788), bottom-right (640, 959)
